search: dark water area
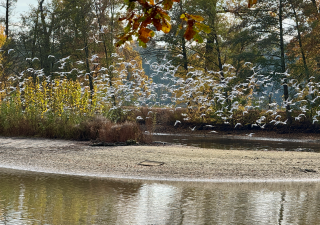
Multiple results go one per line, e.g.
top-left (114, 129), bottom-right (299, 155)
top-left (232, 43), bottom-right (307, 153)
top-left (0, 168), bottom-right (320, 224)
top-left (152, 133), bottom-right (320, 152)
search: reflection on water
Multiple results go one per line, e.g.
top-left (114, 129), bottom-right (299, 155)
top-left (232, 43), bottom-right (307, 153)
top-left (0, 168), bottom-right (320, 224)
top-left (153, 134), bottom-right (320, 152)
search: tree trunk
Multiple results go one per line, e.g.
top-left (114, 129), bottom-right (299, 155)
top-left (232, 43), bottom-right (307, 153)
top-left (39, 0), bottom-right (53, 77)
top-left (279, 0), bottom-right (292, 125)
top-left (205, 33), bottom-right (215, 71)
top-left (204, 0), bottom-right (224, 79)
top-left (311, 0), bottom-right (319, 14)
top-left (84, 40), bottom-right (94, 93)
top-left (290, 1), bottom-right (309, 80)
top-left (179, 0), bottom-right (188, 71)
top-left (214, 32), bottom-right (224, 79)
top-left (5, 0), bottom-right (9, 38)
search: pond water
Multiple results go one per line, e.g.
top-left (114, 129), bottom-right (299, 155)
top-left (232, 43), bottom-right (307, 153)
top-left (152, 133), bottom-right (320, 152)
top-left (1, 168), bottom-right (320, 225)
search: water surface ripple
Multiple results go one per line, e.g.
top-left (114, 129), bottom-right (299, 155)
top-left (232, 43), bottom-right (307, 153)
top-left (0, 168), bottom-right (320, 224)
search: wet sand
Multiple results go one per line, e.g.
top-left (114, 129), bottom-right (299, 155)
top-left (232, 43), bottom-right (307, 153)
top-left (1, 137), bottom-right (320, 182)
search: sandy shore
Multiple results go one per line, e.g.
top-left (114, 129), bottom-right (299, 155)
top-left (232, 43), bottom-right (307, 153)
top-left (1, 137), bottom-right (320, 182)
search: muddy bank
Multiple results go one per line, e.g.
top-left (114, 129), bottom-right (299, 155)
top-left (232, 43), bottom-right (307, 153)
top-left (1, 137), bottom-right (320, 182)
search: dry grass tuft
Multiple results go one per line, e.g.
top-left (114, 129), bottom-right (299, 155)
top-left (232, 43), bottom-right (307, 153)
top-left (98, 120), bottom-right (147, 143)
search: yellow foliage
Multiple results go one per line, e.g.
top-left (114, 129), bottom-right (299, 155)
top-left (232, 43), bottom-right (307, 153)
top-left (0, 26), bottom-right (6, 83)
top-left (0, 26), bottom-right (5, 48)
top-left (18, 78), bottom-right (101, 119)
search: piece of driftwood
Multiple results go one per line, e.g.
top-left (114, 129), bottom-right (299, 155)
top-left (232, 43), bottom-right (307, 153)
top-left (138, 160), bottom-right (165, 166)
top-left (299, 168), bottom-right (317, 173)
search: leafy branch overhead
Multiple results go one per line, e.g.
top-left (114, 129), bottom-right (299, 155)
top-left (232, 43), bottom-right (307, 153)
top-left (116, 0), bottom-right (211, 47)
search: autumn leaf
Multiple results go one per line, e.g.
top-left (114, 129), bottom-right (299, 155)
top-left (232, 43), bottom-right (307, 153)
top-left (248, 0), bottom-right (257, 8)
top-left (138, 27), bottom-right (154, 43)
top-left (193, 33), bottom-right (203, 43)
top-left (184, 19), bottom-right (196, 40)
top-left (195, 23), bottom-right (211, 34)
top-left (138, 39), bottom-right (147, 48)
top-left (161, 16), bottom-right (171, 33)
top-left (133, 19), bottom-right (140, 30)
top-left (123, 24), bottom-right (131, 33)
top-left (153, 18), bottom-right (162, 31)
top-left (184, 28), bottom-right (196, 40)
top-left (189, 14), bottom-right (204, 22)
top-left (116, 33), bottom-right (133, 47)
top-left (141, 15), bottom-right (152, 27)
top-left (158, 8), bottom-right (171, 21)
top-left (179, 13), bottom-right (211, 42)
top-left (138, 16), bottom-right (147, 22)
top-left (117, 0), bottom-right (190, 47)
top-left (162, 22), bottom-right (171, 33)
top-left (163, 0), bottom-right (174, 10)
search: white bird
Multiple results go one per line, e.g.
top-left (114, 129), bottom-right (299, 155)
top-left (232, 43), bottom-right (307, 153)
top-left (176, 54), bottom-right (183, 59)
top-left (163, 54), bottom-right (167, 61)
top-left (8, 49), bottom-right (14, 54)
top-left (234, 123), bottom-right (242, 128)
top-left (90, 54), bottom-right (99, 62)
top-left (174, 120), bottom-right (181, 126)
top-left (246, 133), bottom-right (255, 137)
top-left (189, 126), bottom-right (196, 131)
top-left (136, 116), bottom-right (143, 120)
top-left (209, 130), bottom-right (218, 133)
top-left (76, 60), bottom-right (85, 64)
top-left (275, 115), bottom-right (281, 119)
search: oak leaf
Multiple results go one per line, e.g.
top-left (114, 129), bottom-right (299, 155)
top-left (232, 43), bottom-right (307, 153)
top-left (163, 0), bottom-right (174, 10)
top-left (153, 18), bottom-right (162, 31)
top-left (188, 14), bottom-right (204, 22)
top-left (162, 22), bottom-right (171, 33)
top-left (138, 27), bottom-right (154, 44)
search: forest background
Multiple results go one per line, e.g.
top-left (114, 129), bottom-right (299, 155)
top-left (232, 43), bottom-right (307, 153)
top-left (0, 0), bottom-right (319, 142)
